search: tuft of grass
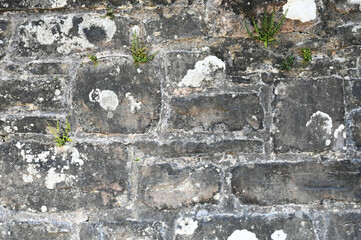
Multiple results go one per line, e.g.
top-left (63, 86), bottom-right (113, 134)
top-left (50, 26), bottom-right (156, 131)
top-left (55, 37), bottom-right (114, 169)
top-left (103, 7), bottom-right (115, 20)
top-left (300, 48), bottom-right (312, 66)
top-left (130, 32), bottom-right (158, 67)
top-left (45, 113), bottom-right (72, 147)
top-left (280, 55), bottom-right (294, 71)
top-left (244, 9), bottom-right (288, 48)
top-left (88, 55), bottom-right (99, 67)
top-left (134, 158), bottom-right (140, 162)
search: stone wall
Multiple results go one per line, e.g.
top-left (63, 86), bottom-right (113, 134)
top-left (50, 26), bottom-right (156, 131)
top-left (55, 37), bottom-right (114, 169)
top-left (0, 0), bottom-right (361, 239)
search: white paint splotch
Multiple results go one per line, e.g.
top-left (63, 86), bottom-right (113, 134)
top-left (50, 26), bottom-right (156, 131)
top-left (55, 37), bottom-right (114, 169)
top-left (174, 217), bottom-right (198, 236)
top-left (178, 56), bottom-right (226, 88)
top-left (283, 0), bottom-right (317, 23)
top-left (125, 92), bottom-right (142, 113)
top-left (228, 229), bottom-right (258, 240)
top-left (89, 89), bottom-right (119, 111)
top-left (306, 111), bottom-right (333, 134)
top-left (271, 230), bottom-right (287, 240)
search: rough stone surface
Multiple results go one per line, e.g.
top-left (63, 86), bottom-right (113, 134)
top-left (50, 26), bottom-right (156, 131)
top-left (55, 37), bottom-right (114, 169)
top-left (0, 0), bottom-right (360, 239)
top-left (231, 160), bottom-right (361, 205)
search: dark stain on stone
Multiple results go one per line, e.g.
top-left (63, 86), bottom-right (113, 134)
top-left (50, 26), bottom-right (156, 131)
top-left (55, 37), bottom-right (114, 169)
top-left (83, 26), bottom-right (107, 44)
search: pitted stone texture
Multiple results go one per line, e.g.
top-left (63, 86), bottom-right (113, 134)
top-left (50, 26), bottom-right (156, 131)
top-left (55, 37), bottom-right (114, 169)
top-left (169, 94), bottom-right (264, 132)
top-left (134, 139), bottom-right (263, 158)
top-left (231, 160), bottom-right (361, 205)
top-left (327, 212), bottom-right (361, 240)
top-left (138, 164), bottom-right (221, 209)
top-left (16, 14), bottom-right (116, 57)
top-left (0, 78), bottom-right (64, 112)
top-left (0, 142), bottom-right (128, 212)
top-left (144, 11), bottom-right (207, 43)
top-left (174, 213), bottom-right (315, 239)
top-left (73, 57), bottom-right (161, 134)
top-left (25, 62), bottom-right (69, 75)
top-left (80, 221), bottom-right (166, 240)
top-left (351, 113), bottom-right (361, 148)
top-left (221, 0), bottom-right (287, 15)
top-left (0, 116), bottom-right (59, 135)
top-left (0, 19), bottom-right (10, 59)
top-left (273, 78), bottom-right (344, 153)
top-left (0, 221), bottom-right (72, 240)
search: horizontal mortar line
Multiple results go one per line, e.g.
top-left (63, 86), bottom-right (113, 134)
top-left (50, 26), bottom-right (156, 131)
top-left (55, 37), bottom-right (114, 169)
top-left (0, 112), bottom-right (69, 118)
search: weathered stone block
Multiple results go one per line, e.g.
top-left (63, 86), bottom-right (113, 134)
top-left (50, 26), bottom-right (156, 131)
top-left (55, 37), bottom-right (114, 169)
top-left (0, 221), bottom-right (72, 240)
top-left (273, 78), bottom-right (345, 152)
top-left (0, 19), bottom-right (10, 59)
top-left (80, 221), bottom-right (166, 240)
top-left (73, 57), bottom-right (161, 134)
top-left (0, 78), bottom-right (64, 112)
top-left (169, 94), bottom-right (264, 132)
top-left (0, 142), bottom-right (128, 211)
top-left (174, 213), bottom-right (315, 239)
top-left (327, 212), bottom-right (361, 240)
top-left (26, 62), bottom-right (69, 75)
top-left (351, 113), bottom-right (361, 148)
top-left (0, 116), bottom-right (58, 135)
top-left (231, 160), bottom-right (361, 205)
top-left (134, 139), bottom-right (263, 158)
top-left (138, 164), bottom-right (221, 209)
top-left (16, 14), bottom-right (117, 57)
top-left (144, 12), bottom-right (207, 42)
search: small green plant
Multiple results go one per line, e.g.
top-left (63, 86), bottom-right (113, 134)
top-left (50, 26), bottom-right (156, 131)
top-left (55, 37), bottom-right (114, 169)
top-left (45, 113), bottom-right (72, 147)
top-left (54, 77), bottom-right (59, 81)
top-left (131, 32), bottom-right (158, 67)
top-left (244, 9), bottom-right (288, 48)
top-left (300, 48), bottom-right (312, 65)
top-left (134, 158), bottom-right (140, 162)
top-left (103, 7), bottom-right (115, 20)
top-left (88, 55), bottom-right (98, 67)
top-left (280, 55), bottom-right (294, 71)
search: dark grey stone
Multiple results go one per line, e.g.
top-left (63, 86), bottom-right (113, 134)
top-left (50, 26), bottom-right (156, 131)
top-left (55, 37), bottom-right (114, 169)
top-left (0, 221), bottom-right (72, 240)
top-left (174, 213), bottom-right (315, 239)
top-left (134, 139), bottom-right (264, 158)
top-left (138, 164), bottom-right (221, 209)
top-left (351, 113), bottom-right (361, 148)
top-left (73, 57), bottom-right (161, 134)
top-left (0, 141), bottom-right (128, 212)
top-left (169, 94), bottom-right (264, 132)
top-left (0, 78), bottom-right (65, 112)
top-left (26, 62), bottom-right (69, 75)
top-left (327, 212), bottom-right (361, 240)
top-left (231, 160), bottom-right (361, 205)
top-left (0, 116), bottom-right (60, 135)
top-left (273, 78), bottom-right (345, 153)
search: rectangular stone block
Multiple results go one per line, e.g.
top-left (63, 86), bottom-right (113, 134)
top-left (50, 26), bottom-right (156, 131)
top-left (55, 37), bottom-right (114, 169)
top-left (0, 141), bottom-right (128, 212)
top-left (134, 139), bottom-right (263, 158)
top-left (174, 213), bottom-right (316, 239)
top-left (73, 57), bottom-right (161, 134)
top-left (231, 160), bottom-right (361, 205)
top-left (0, 78), bottom-right (65, 112)
top-left (169, 94), bottom-right (264, 132)
top-left (351, 113), bottom-right (361, 148)
top-left (80, 221), bottom-right (167, 240)
top-left (25, 62), bottom-right (69, 75)
top-left (137, 164), bottom-right (221, 209)
top-left (0, 19), bottom-right (10, 59)
top-left (0, 116), bottom-right (62, 135)
top-left (326, 212), bottom-right (361, 240)
top-left (272, 78), bottom-right (345, 153)
top-left (0, 221), bottom-right (72, 240)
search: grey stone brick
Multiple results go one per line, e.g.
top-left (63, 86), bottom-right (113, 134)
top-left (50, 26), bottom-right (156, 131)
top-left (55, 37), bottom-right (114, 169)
top-left (231, 160), bottom-right (361, 205)
top-left (327, 212), bottom-right (361, 240)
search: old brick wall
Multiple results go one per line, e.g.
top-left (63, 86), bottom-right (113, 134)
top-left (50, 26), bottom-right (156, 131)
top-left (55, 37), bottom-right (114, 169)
top-left (0, 0), bottom-right (360, 239)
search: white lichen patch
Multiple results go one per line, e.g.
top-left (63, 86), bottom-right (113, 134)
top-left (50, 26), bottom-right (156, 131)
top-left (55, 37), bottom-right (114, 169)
top-left (51, 0), bottom-right (67, 8)
top-left (174, 217), bottom-right (198, 236)
top-left (21, 14), bottom-right (116, 54)
top-left (22, 165), bottom-right (40, 183)
top-left (178, 56), bottom-right (226, 88)
top-left (283, 0), bottom-right (317, 23)
top-left (125, 93), bottom-right (142, 113)
top-left (349, 0), bottom-right (361, 11)
top-left (20, 149), bottom-right (51, 163)
top-left (271, 230), bottom-right (287, 240)
top-left (71, 148), bottom-right (84, 166)
top-left (325, 139), bottom-right (331, 146)
top-left (228, 229), bottom-right (258, 240)
top-left (41, 205), bottom-right (48, 212)
top-left (45, 167), bottom-right (67, 189)
top-left (334, 124), bottom-right (345, 138)
top-left (306, 111), bottom-right (333, 134)
top-left (89, 89), bottom-right (119, 111)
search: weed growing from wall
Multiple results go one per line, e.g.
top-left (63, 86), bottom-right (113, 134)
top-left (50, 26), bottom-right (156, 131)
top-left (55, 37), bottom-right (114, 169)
top-left (45, 113), bottom-right (72, 147)
top-left (280, 55), bottom-right (294, 71)
top-left (131, 32), bottom-right (158, 67)
top-left (301, 48), bottom-right (312, 66)
top-left (103, 7), bottom-right (115, 20)
top-left (88, 55), bottom-right (99, 67)
top-left (244, 9), bottom-right (288, 48)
